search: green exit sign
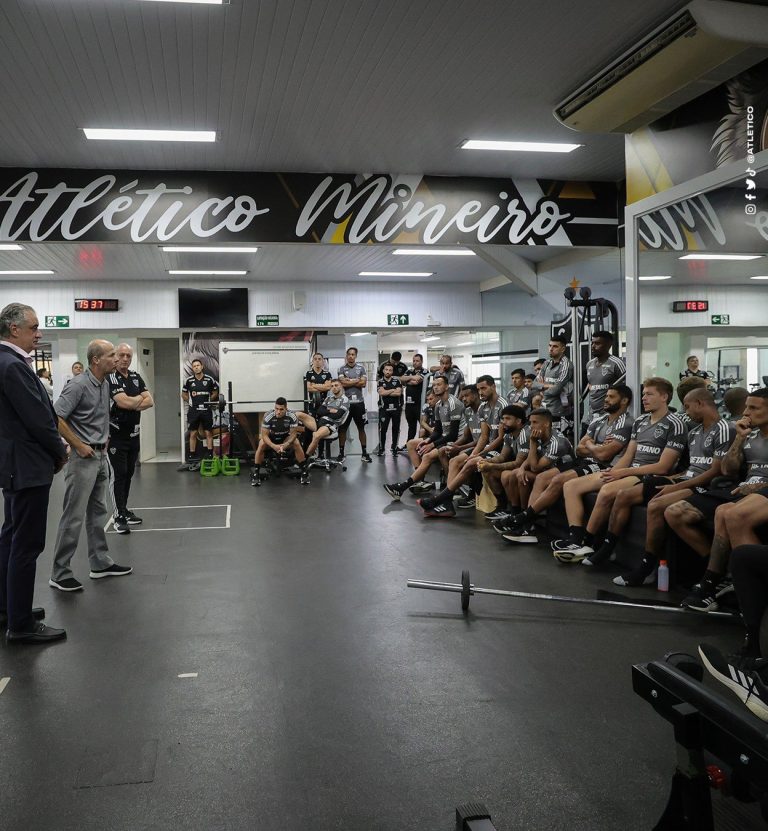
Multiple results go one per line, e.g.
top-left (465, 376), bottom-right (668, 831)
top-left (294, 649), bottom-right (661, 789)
top-left (711, 314), bottom-right (730, 325)
top-left (255, 315), bottom-right (279, 327)
top-left (44, 315), bottom-right (70, 328)
top-left (387, 314), bottom-right (409, 326)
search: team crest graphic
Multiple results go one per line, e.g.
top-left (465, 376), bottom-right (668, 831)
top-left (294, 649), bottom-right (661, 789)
top-left (653, 427), bottom-right (666, 439)
top-left (601, 365), bottom-right (612, 377)
top-left (704, 435), bottom-right (713, 447)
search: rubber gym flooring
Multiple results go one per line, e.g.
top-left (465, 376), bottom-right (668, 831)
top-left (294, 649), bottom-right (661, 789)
top-left (0, 453), bottom-right (751, 831)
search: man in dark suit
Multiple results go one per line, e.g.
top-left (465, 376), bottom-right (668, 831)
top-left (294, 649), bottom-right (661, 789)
top-left (0, 303), bottom-right (68, 644)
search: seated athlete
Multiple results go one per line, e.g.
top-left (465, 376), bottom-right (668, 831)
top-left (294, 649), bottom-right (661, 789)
top-left (383, 375), bottom-right (462, 501)
top-left (254, 397), bottom-right (308, 485)
top-left (551, 377), bottom-right (687, 565)
top-left (419, 390), bottom-right (438, 438)
top-left (502, 384), bottom-right (633, 545)
top-left (493, 408), bottom-right (574, 543)
top-left (432, 384), bottom-right (482, 494)
top-left (476, 405), bottom-right (530, 521)
top-left (507, 368), bottom-right (532, 413)
top-left (611, 388), bottom-right (734, 586)
top-left (666, 388), bottom-right (768, 612)
top-left (305, 379), bottom-right (350, 458)
top-left (419, 376), bottom-right (504, 516)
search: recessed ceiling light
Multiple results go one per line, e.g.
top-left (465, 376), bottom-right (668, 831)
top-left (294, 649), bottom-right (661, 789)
top-left (168, 269), bottom-right (247, 275)
top-left (162, 246), bottom-right (258, 253)
top-left (751, 276), bottom-right (768, 280)
top-left (639, 275), bottom-right (672, 281)
top-left (420, 336), bottom-right (441, 343)
top-left (359, 271), bottom-right (433, 277)
top-left (392, 248), bottom-right (475, 257)
top-left (0, 269), bottom-right (54, 275)
top-left (461, 139), bottom-right (581, 153)
top-left (679, 254), bottom-right (762, 261)
top-left (0, 244), bottom-right (24, 251)
top-left (84, 128), bottom-right (216, 142)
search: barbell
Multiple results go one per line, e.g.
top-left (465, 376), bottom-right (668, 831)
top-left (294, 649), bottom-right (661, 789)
top-left (407, 570), bottom-right (739, 618)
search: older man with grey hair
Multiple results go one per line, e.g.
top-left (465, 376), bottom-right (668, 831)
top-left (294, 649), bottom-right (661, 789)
top-left (0, 303), bottom-right (68, 643)
top-left (49, 339), bottom-right (132, 592)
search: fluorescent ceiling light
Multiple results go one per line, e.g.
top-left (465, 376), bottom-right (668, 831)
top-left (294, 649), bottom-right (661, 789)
top-left (0, 244), bottom-right (23, 251)
top-left (392, 248), bottom-right (475, 257)
top-left (162, 246), bottom-right (258, 253)
top-left (359, 271), bottom-right (433, 277)
top-left (168, 269), bottom-right (247, 275)
top-left (461, 139), bottom-right (581, 153)
top-left (751, 276), bottom-right (768, 280)
top-left (679, 253), bottom-right (762, 261)
top-left (0, 269), bottom-right (53, 274)
top-left (420, 336), bottom-right (441, 343)
top-left (349, 332), bottom-right (369, 336)
top-left (83, 128), bottom-right (216, 142)
top-left (455, 341), bottom-right (474, 346)
top-left (639, 275), bottom-right (672, 281)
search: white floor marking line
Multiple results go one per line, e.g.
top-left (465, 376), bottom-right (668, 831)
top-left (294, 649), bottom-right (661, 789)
top-left (225, 504), bottom-right (231, 528)
top-left (127, 504), bottom-right (232, 511)
top-left (0, 677), bottom-right (10, 696)
top-left (106, 525), bottom-right (228, 534)
top-left (103, 516), bottom-right (115, 533)
top-left (177, 673), bottom-right (198, 679)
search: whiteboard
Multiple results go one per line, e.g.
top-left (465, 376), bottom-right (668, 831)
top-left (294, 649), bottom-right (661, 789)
top-left (219, 341), bottom-right (311, 412)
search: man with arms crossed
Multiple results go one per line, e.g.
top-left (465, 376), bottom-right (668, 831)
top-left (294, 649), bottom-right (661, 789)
top-left (306, 379), bottom-right (350, 458)
top-left (503, 385), bottom-right (633, 545)
top-left (552, 378), bottom-right (686, 563)
top-left (0, 304), bottom-right (67, 643)
top-left (108, 343), bottom-right (154, 534)
top-left (402, 353), bottom-right (430, 443)
top-left (338, 346), bottom-right (371, 463)
top-left (180, 358), bottom-right (219, 471)
top-left (377, 362), bottom-right (403, 456)
top-left (585, 331), bottom-right (625, 422)
top-left (50, 340), bottom-right (132, 592)
top-left (532, 337), bottom-right (573, 432)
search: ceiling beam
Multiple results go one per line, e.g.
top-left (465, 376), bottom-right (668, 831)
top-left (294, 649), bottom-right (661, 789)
top-left (471, 246), bottom-right (538, 295)
top-left (535, 246), bottom-right (615, 275)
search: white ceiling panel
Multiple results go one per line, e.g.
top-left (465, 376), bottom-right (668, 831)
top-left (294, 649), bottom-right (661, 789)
top-left (0, 0), bottom-right (687, 180)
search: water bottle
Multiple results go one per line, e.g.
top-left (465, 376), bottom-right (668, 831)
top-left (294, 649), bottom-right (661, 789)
top-left (657, 560), bottom-right (670, 593)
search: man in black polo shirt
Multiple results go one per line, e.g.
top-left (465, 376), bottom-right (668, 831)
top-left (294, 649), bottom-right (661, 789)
top-left (377, 351), bottom-right (408, 379)
top-left (107, 344), bottom-right (154, 534)
top-left (305, 352), bottom-right (333, 414)
top-left (181, 358), bottom-right (219, 471)
top-left (402, 353), bottom-right (430, 443)
top-left (377, 363), bottom-right (403, 456)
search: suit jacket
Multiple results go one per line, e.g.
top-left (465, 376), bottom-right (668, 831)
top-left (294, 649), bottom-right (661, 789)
top-left (0, 344), bottom-right (66, 490)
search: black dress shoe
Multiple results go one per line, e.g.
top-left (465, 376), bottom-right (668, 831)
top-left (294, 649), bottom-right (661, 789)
top-left (6, 622), bottom-right (66, 644)
top-left (0, 607), bottom-right (45, 628)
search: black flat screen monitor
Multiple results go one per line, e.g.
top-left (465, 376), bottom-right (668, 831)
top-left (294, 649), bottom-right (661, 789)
top-left (178, 288), bottom-right (248, 328)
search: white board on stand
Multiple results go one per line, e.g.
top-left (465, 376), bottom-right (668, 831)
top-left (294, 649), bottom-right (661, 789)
top-left (219, 341), bottom-right (311, 412)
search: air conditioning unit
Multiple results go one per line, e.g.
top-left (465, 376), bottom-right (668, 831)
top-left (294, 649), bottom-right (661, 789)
top-left (554, 1), bottom-right (768, 133)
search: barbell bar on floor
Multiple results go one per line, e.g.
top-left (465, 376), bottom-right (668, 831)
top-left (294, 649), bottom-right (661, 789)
top-left (407, 570), bottom-right (739, 617)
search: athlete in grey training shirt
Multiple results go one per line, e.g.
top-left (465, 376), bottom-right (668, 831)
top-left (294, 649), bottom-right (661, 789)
top-left (585, 331), bottom-right (625, 419)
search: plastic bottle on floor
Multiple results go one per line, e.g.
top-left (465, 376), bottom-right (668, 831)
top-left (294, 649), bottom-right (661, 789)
top-left (657, 560), bottom-right (669, 592)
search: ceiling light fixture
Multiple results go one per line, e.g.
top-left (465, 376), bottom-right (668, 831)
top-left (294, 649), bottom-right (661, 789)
top-left (420, 336), bottom-right (441, 343)
top-left (349, 332), bottom-right (369, 337)
top-left (0, 269), bottom-right (54, 275)
top-left (84, 128), bottom-right (216, 142)
top-left (461, 139), bottom-right (581, 153)
top-left (392, 248), bottom-right (475, 256)
top-left (679, 253), bottom-right (762, 261)
top-left (455, 341), bottom-right (475, 346)
top-left (638, 275), bottom-right (672, 281)
top-left (359, 271), bottom-right (433, 277)
top-left (162, 246), bottom-right (258, 253)
top-left (168, 269), bottom-right (247, 275)
top-left (751, 276), bottom-right (768, 280)
top-left (0, 244), bottom-right (24, 251)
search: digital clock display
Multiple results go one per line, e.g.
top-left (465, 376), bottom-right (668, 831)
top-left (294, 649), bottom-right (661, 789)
top-left (672, 300), bottom-right (708, 313)
top-left (74, 298), bottom-right (119, 312)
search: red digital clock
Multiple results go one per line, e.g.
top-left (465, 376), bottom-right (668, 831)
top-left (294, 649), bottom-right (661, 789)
top-left (672, 300), bottom-right (708, 313)
top-left (74, 298), bottom-right (119, 312)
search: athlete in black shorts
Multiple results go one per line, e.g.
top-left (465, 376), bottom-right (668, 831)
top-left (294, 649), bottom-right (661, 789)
top-left (254, 397), bottom-right (308, 485)
top-left (402, 353), bottom-right (430, 442)
top-left (377, 363), bottom-right (402, 456)
top-left (337, 346), bottom-right (371, 462)
top-left (181, 359), bottom-right (219, 470)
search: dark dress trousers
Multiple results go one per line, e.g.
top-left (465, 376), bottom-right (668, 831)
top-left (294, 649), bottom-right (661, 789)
top-left (0, 345), bottom-right (66, 631)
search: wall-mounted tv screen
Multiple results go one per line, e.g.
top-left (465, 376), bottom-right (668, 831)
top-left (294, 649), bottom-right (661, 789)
top-left (178, 288), bottom-right (249, 328)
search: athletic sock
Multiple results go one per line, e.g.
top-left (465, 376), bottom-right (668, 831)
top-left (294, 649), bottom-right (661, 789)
top-left (404, 477), bottom-right (415, 489)
top-left (520, 507), bottom-right (536, 522)
top-left (701, 569), bottom-right (723, 590)
top-left (743, 631), bottom-right (762, 659)
top-left (602, 532), bottom-right (619, 553)
top-left (582, 530), bottom-right (595, 547)
top-left (569, 525), bottom-right (585, 544)
top-left (638, 553), bottom-right (657, 574)
top-left (434, 487), bottom-right (453, 505)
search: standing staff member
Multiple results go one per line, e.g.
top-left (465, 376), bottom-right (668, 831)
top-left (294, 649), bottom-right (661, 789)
top-left (49, 340), bottom-right (132, 592)
top-left (338, 346), bottom-right (372, 463)
top-left (108, 344), bottom-right (154, 534)
top-left (585, 331), bottom-right (625, 422)
top-left (181, 358), bottom-right (219, 471)
top-left (0, 303), bottom-right (67, 644)
top-left (402, 353), bottom-right (430, 443)
top-left (377, 363), bottom-right (403, 456)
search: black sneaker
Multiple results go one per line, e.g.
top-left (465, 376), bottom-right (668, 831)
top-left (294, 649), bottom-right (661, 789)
top-left (125, 511), bottom-right (143, 525)
top-left (682, 582), bottom-right (719, 612)
top-left (300, 472), bottom-right (310, 485)
top-left (698, 644), bottom-right (768, 721)
top-left (391, 448), bottom-right (398, 456)
top-left (376, 449), bottom-right (385, 457)
top-left (423, 502), bottom-right (456, 518)
top-left (502, 528), bottom-right (538, 544)
top-left (335, 453), bottom-right (345, 463)
top-left (455, 495), bottom-right (476, 510)
top-left (187, 461), bottom-right (201, 472)
top-left (417, 496), bottom-right (438, 511)
top-left (613, 562), bottom-right (658, 587)
top-left (176, 462), bottom-right (191, 472)
top-left (48, 577), bottom-right (83, 592)
top-left (361, 453), bottom-right (372, 463)
top-left (383, 482), bottom-right (407, 501)
top-left (410, 481), bottom-right (434, 493)
top-left (113, 516), bottom-right (131, 534)
top-left (485, 509), bottom-right (509, 521)
top-left (89, 564), bottom-right (133, 579)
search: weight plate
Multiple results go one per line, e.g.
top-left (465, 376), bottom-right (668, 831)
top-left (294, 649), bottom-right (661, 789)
top-left (461, 570), bottom-right (471, 613)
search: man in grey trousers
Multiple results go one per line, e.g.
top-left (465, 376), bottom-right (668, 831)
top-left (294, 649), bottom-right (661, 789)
top-left (49, 340), bottom-right (133, 592)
